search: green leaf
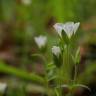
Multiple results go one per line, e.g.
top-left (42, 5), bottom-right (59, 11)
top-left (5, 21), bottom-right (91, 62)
top-left (72, 84), bottom-right (91, 92)
top-left (46, 63), bottom-right (56, 71)
top-left (71, 54), bottom-right (76, 63)
top-left (0, 61), bottom-right (45, 85)
top-left (54, 88), bottom-right (59, 96)
top-left (75, 47), bottom-right (80, 63)
top-left (72, 47), bottom-right (81, 64)
top-left (46, 63), bottom-right (56, 81)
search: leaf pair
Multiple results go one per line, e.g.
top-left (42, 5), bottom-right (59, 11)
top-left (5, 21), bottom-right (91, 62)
top-left (72, 47), bottom-right (81, 64)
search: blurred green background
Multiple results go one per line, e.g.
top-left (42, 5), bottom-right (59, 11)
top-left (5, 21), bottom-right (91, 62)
top-left (0, 0), bottom-right (96, 96)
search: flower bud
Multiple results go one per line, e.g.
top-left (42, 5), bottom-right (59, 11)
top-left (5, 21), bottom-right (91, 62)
top-left (52, 46), bottom-right (61, 57)
top-left (0, 82), bottom-right (7, 94)
top-left (34, 35), bottom-right (47, 49)
top-left (21, 0), bottom-right (32, 5)
top-left (52, 46), bottom-right (62, 68)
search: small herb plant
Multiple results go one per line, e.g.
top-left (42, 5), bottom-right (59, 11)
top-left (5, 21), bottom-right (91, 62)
top-left (34, 22), bottom-right (90, 96)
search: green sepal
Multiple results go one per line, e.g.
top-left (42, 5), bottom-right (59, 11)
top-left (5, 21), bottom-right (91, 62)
top-left (39, 44), bottom-right (47, 53)
top-left (61, 30), bottom-right (70, 45)
top-left (53, 54), bottom-right (63, 68)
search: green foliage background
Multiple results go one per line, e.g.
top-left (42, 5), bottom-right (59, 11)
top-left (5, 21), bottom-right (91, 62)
top-left (0, 0), bottom-right (96, 95)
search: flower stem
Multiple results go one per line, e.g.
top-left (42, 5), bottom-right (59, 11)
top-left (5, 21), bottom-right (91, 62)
top-left (66, 44), bottom-right (70, 83)
top-left (57, 68), bottom-right (62, 96)
top-left (31, 54), bottom-right (51, 96)
top-left (74, 64), bottom-right (77, 83)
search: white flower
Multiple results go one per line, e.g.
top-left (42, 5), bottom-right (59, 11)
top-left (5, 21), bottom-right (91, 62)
top-left (34, 35), bottom-right (47, 48)
top-left (53, 23), bottom-right (63, 37)
top-left (63, 22), bottom-right (80, 38)
top-left (53, 22), bottom-right (80, 38)
top-left (0, 82), bottom-right (7, 93)
top-left (21, 0), bottom-right (32, 5)
top-left (52, 46), bottom-right (61, 57)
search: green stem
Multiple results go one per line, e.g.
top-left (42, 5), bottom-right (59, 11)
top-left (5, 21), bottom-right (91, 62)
top-left (32, 54), bottom-right (51, 96)
top-left (45, 77), bottom-right (50, 96)
top-left (57, 68), bottom-right (62, 96)
top-left (74, 64), bottom-right (77, 83)
top-left (67, 45), bottom-right (70, 83)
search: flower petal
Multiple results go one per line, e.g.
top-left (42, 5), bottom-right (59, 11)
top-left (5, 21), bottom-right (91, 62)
top-left (21, 0), bottom-right (31, 5)
top-left (53, 22), bottom-right (80, 39)
top-left (53, 23), bottom-right (64, 37)
top-left (52, 46), bottom-right (61, 57)
top-left (34, 36), bottom-right (47, 48)
top-left (63, 22), bottom-right (74, 38)
top-left (73, 22), bottom-right (80, 34)
top-left (0, 82), bottom-right (7, 93)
